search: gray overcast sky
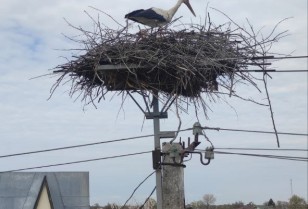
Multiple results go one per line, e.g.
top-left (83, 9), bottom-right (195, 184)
top-left (0, 0), bottom-right (307, 206)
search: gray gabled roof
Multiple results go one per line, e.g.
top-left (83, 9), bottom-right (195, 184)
top-left (0, 172), bottom-right (90, 209)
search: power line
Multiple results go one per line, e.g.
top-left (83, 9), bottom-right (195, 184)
top-left (121, 171), bottom-right (155, 209)
top-left (0, 151), bottom-right (151, 173)
top-left (215, 148), bottom-right (308, 151)
top-left (269, 55), bottom-right (308, 60)
top-left (0, 134), bottom-right (153, 159)
top-left (213, 151), bottom-right (308, 162)
top-left (2, 148), bottom-right (306, 173)
top-left (251, 55), bottom-right (308, 60)
top-left (271, 70), bottom-right (308, 72)
top-left (0, 127), bottom-right (306, 160)
top-left (195, 148), bottom-right (307, 162)
top-left (199, 126), bottom-right (308, 136)
top-left (139, 186), bottom-right (156, 209)
top-left (240, 69), bottom-right (308, 73)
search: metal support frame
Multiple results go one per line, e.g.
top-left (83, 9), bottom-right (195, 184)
top-left (127, 90), bottom-right (175, 120)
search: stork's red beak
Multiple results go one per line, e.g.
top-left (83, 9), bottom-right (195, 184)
top-left (184, 0), bottom-right (196, 17)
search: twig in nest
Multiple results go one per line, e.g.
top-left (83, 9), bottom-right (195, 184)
top-left (263, 72), bottom-right (280, 147)
top-left (170, 97), bottom-right (182, 143)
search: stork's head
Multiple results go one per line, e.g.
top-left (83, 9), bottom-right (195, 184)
top-left (183, 0), bottom-right (196, 17)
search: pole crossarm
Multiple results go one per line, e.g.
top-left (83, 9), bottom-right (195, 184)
top-left (145, 112), bottom-right (168, 119)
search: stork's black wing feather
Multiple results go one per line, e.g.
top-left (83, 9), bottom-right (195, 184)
top-left (125, 8), bottom-right (166, 22)
top-left (125, 9), bottom-right (145, 18)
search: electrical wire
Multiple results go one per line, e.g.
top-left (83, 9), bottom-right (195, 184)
top-left (199, 126), bottom-right (308, 136)
top-left (0, 151), bottom-right (151, 173)
top-left (139, 186), bottom-right (157, 209)
top-left (213, 151), bottom-right (308, 162)
top-left (121, 171), bottom-right (156, 209)
top-left (0, 134), bottom-right (154, 159)
top-left (2, 147), bottom-right (306, 174)
top-left (0, 127), bottom-right (306, 160)
top-left (194, 148), bottom-right (308, 162)
top-left (269, 55), bottom-right (308, 60)
top-left (183, 153), bottom-right (193, 162)
top-left (238, 69), bottom-right (308, 73)
top-left (215, 148), bottom-right (308, 151)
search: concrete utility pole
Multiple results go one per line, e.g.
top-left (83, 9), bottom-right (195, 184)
top-left (141, 91), bottom-right (191, 209)
top-left (162, 143), bottom-right (185, 209)
top-left (152, 93), bottom-right (163, 209)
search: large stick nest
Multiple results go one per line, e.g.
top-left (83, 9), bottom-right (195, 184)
top-left (51, 11), bottom-right (286, 112)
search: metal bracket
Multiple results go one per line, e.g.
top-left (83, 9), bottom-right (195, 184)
top-left (159, 131), bottom-right (176, 139)
top-left (145, 112), bottom-right (168, 119)
top-left (161, 150), bottom-right (211, 166)
top-left (161, 162), bottom-right (186, 168)
top-left (153, 150), bottom-right (186, 168)
top-left (182, 151), bottom-right (211, 165)
top-left (152, 150), bottom-right (162, 170)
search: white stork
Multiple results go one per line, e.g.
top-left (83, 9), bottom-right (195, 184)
top-left (125, 0), bottom-right (196, 27)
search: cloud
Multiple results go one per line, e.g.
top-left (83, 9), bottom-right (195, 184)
top-left (0, 0), bottom-right (307, 206)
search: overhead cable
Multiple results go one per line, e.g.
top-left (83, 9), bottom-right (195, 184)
top-left (139, 186), bottom-right (157, 209)
top-left (199, 126), bottom-right (308, 136)
top-left (121, 171), bottom-right (155, 209)
top-left (0, 151), bottom-right (151, 173)
top-left (239, 69), bottom-right (308, 73)
top-left (0, 127), bottom-right (306, 159)
top-left (0, 134), bottom-right (153, 159)
top-left (214, 151), bottom-right (308, 162)
top-left (269, 55), bottom-right (308, 60)
top-left (215, 148), bottom-right (308, 151)
top-left (2, 149), bottom-right (306, 173)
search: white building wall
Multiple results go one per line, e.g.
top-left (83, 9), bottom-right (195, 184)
top-left (36, 185), bottom-right (52, 209)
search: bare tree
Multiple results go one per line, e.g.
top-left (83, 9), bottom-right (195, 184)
top-left (203, 194), bottom-right (216, 209)
top-left (189, 200), bottom-right (204, 209)
top-left (144, 198), bottom-right (157, 209)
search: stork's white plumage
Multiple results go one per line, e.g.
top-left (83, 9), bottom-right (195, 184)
top-left (125, 0), bottom-right (196, 27)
